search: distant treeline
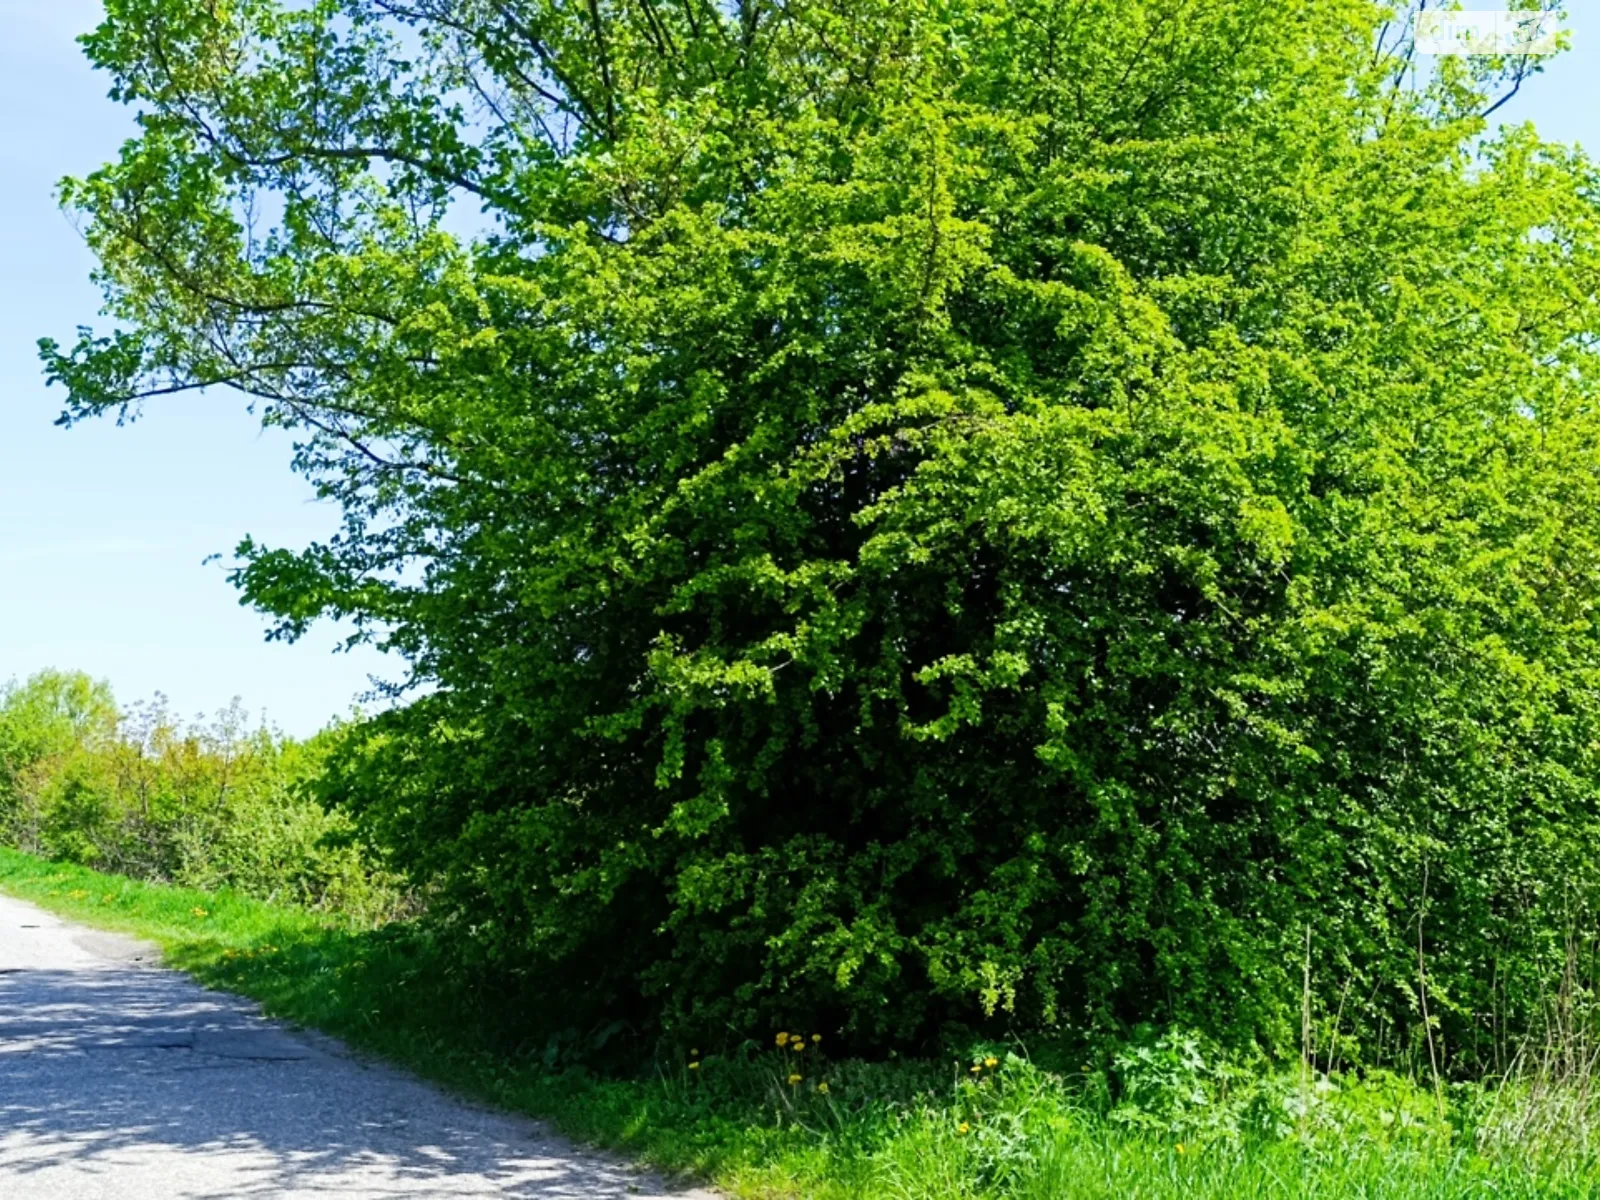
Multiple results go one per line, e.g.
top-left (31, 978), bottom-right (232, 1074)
top-left (0, 670), bottom-right (401, 922)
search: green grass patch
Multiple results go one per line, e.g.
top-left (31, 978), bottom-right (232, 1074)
top-left (2, 846), bottom-right (1596, 1198)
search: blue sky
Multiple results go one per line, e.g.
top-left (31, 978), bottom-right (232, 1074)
top-left (0, 2), bottom-right (388, 736)
top-left (0, 3), bottom-right (1596, 736)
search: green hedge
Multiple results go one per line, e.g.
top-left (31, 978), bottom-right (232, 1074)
top-left (0, 671), bottom-right (400, 922)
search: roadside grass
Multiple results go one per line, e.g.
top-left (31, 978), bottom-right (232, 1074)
top-left (3, 846), bottom-right (1598, 1199)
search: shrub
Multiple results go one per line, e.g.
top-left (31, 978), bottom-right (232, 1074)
top-left (0, 672), bottom-right (401, 920)
top-left (49, 0), bottom-right (1600, 1061)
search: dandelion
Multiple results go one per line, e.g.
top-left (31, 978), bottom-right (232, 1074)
top-left (817, 1082), bottom-right (829, 1095)
top-left (957, 1122), bottom-right (971, 1136)
top-left (788, 1073), bottom-right (803, 1086)
top-left (984, 1056), bottom-right (998, 1069)
top-left (776, 1032), bottom-right (790, 1047)
top-left (691, 1048), bottom-right (699, 1056)
top-left (811, 1033), bottom-right (822, 1043)
top-left (1176, 1143), bottom-right (1186, 1155)
top-left (689, 1062), bottom-right (700, 1071)
top-left (792, 1042), bottom-right (804, 1053)
top-left (970, 1065), bottom-right (983, 1074)
top-left (191, 907), bottom-right (209, 918)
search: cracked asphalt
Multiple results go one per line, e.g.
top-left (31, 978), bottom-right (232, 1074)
top-left (0, 892), bottom-right (716, 1199)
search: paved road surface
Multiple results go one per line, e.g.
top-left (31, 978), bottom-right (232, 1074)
top-left (0, 893), bottom-right (716, 1199)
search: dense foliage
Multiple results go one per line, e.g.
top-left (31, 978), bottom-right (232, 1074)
top-left (0, 671), bottom-right (395, 917)
top-left (46, 0), bottom-right (1600, 1063)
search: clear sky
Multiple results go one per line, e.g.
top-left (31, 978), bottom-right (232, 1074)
top-left (0, 2), bottom-right (389, 736)
top-left (0, 2), bottom-right (1596, 736)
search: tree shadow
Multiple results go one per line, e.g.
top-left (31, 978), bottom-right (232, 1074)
top-left (0, 963), bottom-right (707, 1198)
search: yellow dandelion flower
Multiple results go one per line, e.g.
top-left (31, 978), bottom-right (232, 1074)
top-left (970, 1064), bottom-right (983, 1074)
top-left (689, 1062), bottom-right (700, 1070)
top-left (787, 1073), bottom-right (803, 1085)
top-left (817, 1082), bottom-right (830, 1094)
top-left (957, 1122), bottom-right (971, 1136)
top-left (984, 1056), bottom-right (999, 1069)
top-left (776, 1032), bottom-right (790, 1047)
top-left (1176, 1143), bottom-right (1185, 1155)
top-left (691, 1048), bottom-right (699, 1056)
top-left (812, 1033), bottom-right (822, 1043)
top-left (191, 907), bottom-right (208, 918)
top-left (792, 1042), bottom-right (804, 1052)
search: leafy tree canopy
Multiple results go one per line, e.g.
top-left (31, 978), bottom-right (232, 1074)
top-left (45, 0), bottom-right (1600, 1061)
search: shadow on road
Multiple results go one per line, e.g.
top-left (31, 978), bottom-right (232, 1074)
top-left (0, 964), bottom-right (689, 1198)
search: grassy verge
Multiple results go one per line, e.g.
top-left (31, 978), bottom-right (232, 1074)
top-left (2, 846), bottom-right (1596, 1198)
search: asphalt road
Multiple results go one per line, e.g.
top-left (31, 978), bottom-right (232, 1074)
top-left (0, 893), bottom-right (716, 1199)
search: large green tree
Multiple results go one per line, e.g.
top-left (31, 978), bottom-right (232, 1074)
top-left (46, 0), bottom-right (1600, 1063)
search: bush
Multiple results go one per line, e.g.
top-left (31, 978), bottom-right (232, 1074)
top-left (51, 0), bottom-right (1600, 1063)
top-left (0, 671), bottom-right (401, 920)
